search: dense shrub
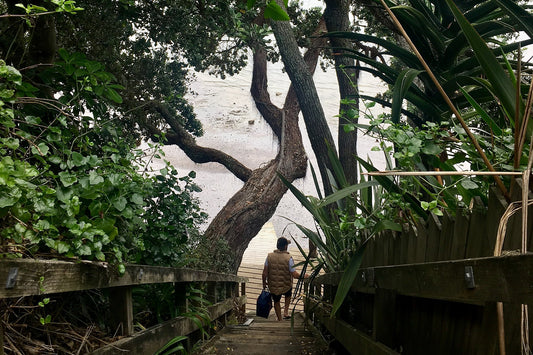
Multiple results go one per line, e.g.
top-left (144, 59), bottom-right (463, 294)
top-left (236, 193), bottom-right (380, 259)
top-left (0, 56), bottom-right (206, 271)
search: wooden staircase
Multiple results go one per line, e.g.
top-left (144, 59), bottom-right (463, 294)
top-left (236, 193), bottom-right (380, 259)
top-left (197, 312), bottom-right (331, 354)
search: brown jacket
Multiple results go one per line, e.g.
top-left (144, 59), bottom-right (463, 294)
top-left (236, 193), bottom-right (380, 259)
top-left (266, 250), bottom-right (292, 295)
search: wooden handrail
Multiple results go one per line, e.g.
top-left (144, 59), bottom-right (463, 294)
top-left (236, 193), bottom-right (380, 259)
top-left (0, 258), bottom-right (246, 298)
top-left (304, 254), bottom-right (533, 354)
top-left (0, 259), bottom-right (248, 354)
top-left (309, 253), bottom-right (533, 305)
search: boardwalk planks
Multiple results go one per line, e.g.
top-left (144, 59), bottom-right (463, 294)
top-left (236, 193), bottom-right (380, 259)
top-left (197, 312), bottom-right (331, 354)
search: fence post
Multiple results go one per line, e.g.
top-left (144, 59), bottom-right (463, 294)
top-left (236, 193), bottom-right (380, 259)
top-left (109, 286), bottom-right (133, 336)
top-left (0, 322), bottom-right (4, 355)
top-left (240, 280), bottom-right (246, 298)
top-left (230, 281), bottom-right (237, 298)
top-left (206, 282), bottom-right (217, 304)
top-left (231, 281), bottom-right (238, 299)
top-left (373, 288), bottom-right (397, 349)
top-left (474, 302), bottom-right (499, 355)
top-left (323, 284), bottom-right (333, 303)
top-left (175, 282), bottom-right (189, 314)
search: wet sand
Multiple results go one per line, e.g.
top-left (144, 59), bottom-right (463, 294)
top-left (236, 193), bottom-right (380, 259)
top-left (157, 62), bottom-right (388, 247)
top-left (156, 62), bottom-right (387, 308)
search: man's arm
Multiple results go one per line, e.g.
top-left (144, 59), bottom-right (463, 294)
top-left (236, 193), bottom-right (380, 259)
top-left (289, 257), bottom-right (308, 279)
top-left (291, 270), bottom-right (302, 278)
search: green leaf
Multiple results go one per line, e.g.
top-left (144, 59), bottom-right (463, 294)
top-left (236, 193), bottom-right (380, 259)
top-left (113, 196), bottom-right (127, 211)
top-left (71, 152), bottom-right (88, 166)
top-left (95, 251), bottom-right (105, 261)
top-left (34, 220), bottom-right (51, 231)
top-left (331, 241), bottom-right (367, 317)
top-left (445, 0), bottom-right (523, 130)
top-left (264, 0), bottom-right (289, 21)
top-left (459, 87), bottom-right (502, 135)
top-left (107, 173), bottom-right (123, 185)
top-left (421, 141), bottom-right (442, 155)
top-left (461, 179), bottom-right (479, 190)
top-left (31, 142), bottom-right (49, 156)
top-left (78, 244), bottom-right (91, 255)
top-left (89, 170), bottom-right (104, 185)
top-left (56, 186), bottom-right (74, 202)
top-left (58, 172), bottom-right (77, 187)
top-left (343, 124), bottom-right (356, 133)
top-left (0, 193), bottom-right (19, 208)
top-left (0, 89), bottom-right (14, 99)
top-left (318, 181), bottom-right (379, 207)
top-left (48, 156), bottom-right (62, 164)
top-left (391, 68), bottom-right (423, 123)
top-left (121, 206), bottom-right (133, 218)
top-left (58, 48), bottom-right (70, 61)
top-left (104, 87), bottom-right (123, 103)
top-left (56, 241), bottom-right (70, 254)
top-left (118, 264), bottom-right (126, 274)
top-left (374, 219), bottom-right (403, 233)
top-left (0, 62), bottom-right (22, 85)
top-left (131, 193), bottom-right (144, 205)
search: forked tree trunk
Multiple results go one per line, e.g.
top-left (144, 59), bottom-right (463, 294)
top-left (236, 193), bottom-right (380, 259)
top-left (203, 20), bottom-right (327, 272)
top-left (271, 9), bottom-right (337, 197)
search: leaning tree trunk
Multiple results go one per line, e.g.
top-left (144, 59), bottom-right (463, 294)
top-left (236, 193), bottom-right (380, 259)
top-left (324, 0), bottom-right (360, 185)
top-left (202, 20), bottom-right (328, 272)
top-left (271, 7), bottom-right (337, 197)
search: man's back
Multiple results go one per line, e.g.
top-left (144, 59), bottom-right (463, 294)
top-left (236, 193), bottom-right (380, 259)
top-left (266, 250), bottom-right (292, 295)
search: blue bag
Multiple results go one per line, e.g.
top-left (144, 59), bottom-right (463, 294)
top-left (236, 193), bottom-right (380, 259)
top-left (256, 290), bottom-right (272, 318)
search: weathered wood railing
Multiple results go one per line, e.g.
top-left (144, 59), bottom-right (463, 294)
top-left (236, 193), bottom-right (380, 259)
top-left (307, 253), bottom-right (533, 354)
top-left (0, 259), bottom-right (247, 354)
top-left (304, 181), bottom-right (533, 354)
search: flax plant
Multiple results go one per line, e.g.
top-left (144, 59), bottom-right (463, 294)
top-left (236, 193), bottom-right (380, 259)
top-left (278, 148), bottom-right (409, 316)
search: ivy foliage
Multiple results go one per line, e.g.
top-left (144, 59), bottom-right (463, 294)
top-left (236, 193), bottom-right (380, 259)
top-left (0, 1), bottom-right (212, 271)
top-left (0, 55), bottom-right (206, 270)
top-left (135, 165), bottom-right (207, 267)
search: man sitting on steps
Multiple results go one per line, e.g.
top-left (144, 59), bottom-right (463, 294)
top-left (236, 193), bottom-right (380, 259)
top-left (262, 237), bottom-right (307, 321)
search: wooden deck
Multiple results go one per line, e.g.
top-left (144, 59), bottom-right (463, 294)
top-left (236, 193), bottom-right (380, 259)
top-left (196, 312), bottom-right (332, 354)
top-left (238, 222), bottom-right (309, 314)
top-left (194, 223), bottom-right (329, 354)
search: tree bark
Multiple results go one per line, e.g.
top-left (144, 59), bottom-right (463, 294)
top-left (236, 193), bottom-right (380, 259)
top-left (271, 6), bottom-right (337, 197)
top-left (203, 112), bottom-right (307, 271)
top-left (146, 103), bottom-right (253, 182)
top-left (324, 0), bottom-right (359, 185)
top-left (131, 11), bottom-right (330, 272)
top-left (199, 21), bottom-right (327, 272)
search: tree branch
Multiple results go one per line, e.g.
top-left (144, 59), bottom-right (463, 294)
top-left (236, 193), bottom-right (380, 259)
top-left (147, 101), bottom-right (252, 182)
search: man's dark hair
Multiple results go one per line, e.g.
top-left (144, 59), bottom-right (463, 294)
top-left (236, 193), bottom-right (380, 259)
top-left (276, 237), bottom-right (289, 250)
